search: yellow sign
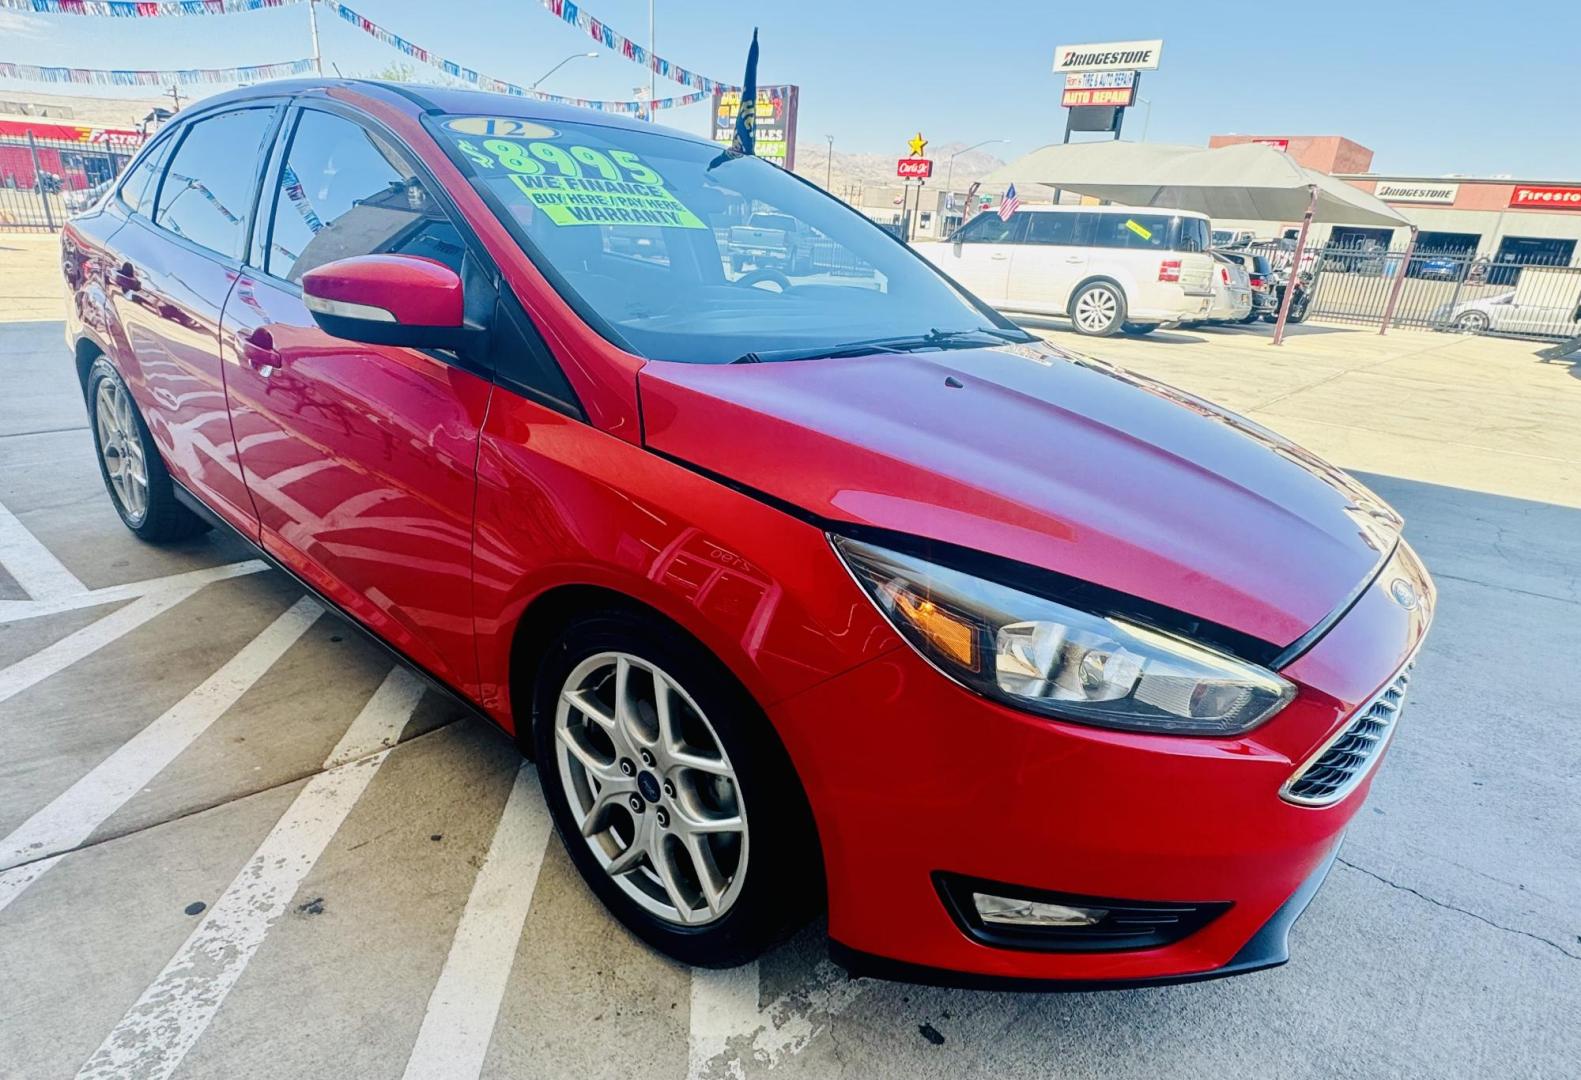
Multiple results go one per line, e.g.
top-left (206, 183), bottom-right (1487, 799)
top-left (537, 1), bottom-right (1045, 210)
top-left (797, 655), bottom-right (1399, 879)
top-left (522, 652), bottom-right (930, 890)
top-left (908, 132), bottom-right (928, 157)
top-left (1124, 218), bottom-right (1153, 240)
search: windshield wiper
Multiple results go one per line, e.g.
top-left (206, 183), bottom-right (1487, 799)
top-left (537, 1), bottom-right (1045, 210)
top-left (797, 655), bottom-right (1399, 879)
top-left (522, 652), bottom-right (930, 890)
top-left (730, 326), bottom-right (1033, 365)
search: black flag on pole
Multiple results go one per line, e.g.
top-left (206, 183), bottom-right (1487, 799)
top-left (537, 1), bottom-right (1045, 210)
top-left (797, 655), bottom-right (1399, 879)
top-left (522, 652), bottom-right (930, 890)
top-left (710, 29), bottom-right (758, 168)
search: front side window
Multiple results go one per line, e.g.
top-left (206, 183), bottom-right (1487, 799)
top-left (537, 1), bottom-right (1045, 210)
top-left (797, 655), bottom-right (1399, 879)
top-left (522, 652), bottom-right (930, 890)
top-left (154, 109), bottom-right (275, 258)
top-left (430, 115), bottom-right (1003, 364)
top-left (954, 211), bottom-right (1023, 245)
top-left (266, 110), bottom-right (464, 283)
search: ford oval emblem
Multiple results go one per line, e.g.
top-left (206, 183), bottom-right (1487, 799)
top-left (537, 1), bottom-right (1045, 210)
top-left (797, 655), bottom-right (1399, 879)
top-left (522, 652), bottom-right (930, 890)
top-left (1389, 578), bottom-right (1419, 610)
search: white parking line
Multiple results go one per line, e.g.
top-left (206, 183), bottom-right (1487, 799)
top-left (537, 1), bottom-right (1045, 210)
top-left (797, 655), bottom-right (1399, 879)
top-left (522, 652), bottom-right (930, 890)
top-left (0, 497), bottom-right (86, 601)
top-left (0, 596), bottom-right (322, 899)
top-left (0, 559), bottom-right (269, 626)
top-left (401, 765), bottom-right (553, 1080)
top-left (687, 960), bottom-right (872, 1078)
top-left (0, 590), bottom-right (191, 708)
top-left (74, 665), bottom-right (422, 1080)
top-left (0, 854), bottom-right (62, 914)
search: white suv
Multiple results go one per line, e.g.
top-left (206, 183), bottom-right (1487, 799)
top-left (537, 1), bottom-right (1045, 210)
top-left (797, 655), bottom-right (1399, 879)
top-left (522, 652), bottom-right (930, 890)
top-left (925, 205), bottom-right (1218, 336)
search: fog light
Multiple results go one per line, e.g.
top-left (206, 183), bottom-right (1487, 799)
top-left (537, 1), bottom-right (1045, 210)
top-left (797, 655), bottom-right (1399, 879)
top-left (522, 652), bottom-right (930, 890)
top-left (973, 892), bottom-right (1106, 928)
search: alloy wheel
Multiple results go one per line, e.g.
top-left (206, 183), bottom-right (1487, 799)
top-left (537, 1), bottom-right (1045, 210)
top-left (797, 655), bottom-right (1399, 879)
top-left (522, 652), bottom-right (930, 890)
top-left (95, 377), bottom-right (148, 526)
top-left (554, 651), bottom-right (749, 926)
top-left (1075, 286), bottom-right (1119, 333)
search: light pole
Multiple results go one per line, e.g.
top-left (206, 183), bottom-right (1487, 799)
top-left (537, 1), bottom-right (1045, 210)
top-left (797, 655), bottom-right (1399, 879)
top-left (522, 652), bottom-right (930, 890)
top-left (946, 138), bottom-right (1007, 192)
top-left (825, 134), bottom-right (834, 190)
top-left (532, 52), bottom-right (598, 89)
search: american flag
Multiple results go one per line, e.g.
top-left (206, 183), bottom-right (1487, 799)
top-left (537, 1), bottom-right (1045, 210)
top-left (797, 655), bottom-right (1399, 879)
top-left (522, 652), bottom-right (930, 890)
top-left (997, 183), bottom-right (1021, 221)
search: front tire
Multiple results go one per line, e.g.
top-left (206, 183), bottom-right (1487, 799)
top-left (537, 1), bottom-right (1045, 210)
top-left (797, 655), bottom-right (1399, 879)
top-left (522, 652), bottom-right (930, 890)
top-left (86, 358), bottom-right (207, 543)
top-left (1070, 281), bottom-right (1126, 336)
top-left (532, 607), bottom-right (819, 967)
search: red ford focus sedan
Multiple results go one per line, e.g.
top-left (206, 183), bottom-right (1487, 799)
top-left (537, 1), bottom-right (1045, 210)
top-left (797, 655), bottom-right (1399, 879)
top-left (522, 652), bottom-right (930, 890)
top-left (61, 79), bottom-right (1432, 989)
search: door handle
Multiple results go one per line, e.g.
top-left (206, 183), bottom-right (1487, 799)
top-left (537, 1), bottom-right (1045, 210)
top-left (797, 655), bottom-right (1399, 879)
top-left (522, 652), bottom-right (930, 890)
top-left (1065, 256), bottom-right (1084, 263)
top-left (990, 253), bottom-right (1009, 261)
top-left (112, 262), bottom-right (140, 292)
top-left (239, 328), bottom-right (282, 374)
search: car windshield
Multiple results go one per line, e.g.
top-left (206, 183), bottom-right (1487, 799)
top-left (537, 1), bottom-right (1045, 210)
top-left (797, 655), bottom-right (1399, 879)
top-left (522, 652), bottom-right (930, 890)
top-left (429, 114), bottom-right (1013, 364)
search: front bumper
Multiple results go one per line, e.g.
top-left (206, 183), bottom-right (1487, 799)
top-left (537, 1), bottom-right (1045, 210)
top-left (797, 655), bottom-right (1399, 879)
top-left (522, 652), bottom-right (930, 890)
top-left (771, 540), bottom-right (1432, 986)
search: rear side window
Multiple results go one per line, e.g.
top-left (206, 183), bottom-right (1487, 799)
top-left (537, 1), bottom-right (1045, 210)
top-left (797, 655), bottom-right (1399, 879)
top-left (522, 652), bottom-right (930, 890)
top-left (1024, 212), bottom-right (1085, 246)
top-left (954, 211), bottom-right (1023, 244)
top-left (1089, 212), bottom-right (1172, 250)
top-left (118, 135), bottom-right (172, 218)
top-left (265, 109), bottom-right (464, 283)
top-left (154, 109), bottom-right (275, 259)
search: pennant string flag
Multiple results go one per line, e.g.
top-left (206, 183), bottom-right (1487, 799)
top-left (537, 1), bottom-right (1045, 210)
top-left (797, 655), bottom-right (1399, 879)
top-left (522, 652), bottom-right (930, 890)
top-left (332, 3), bottom-right (707, 115)
top-left (0, 0), bottom-right (303, 16)
top-left (0, 57), bottom-right (316, 86)
top-left (536, 0), bottom-right (737, 94)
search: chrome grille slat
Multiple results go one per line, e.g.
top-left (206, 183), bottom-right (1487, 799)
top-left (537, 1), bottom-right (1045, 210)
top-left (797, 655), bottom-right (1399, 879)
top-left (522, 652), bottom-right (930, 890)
top-left (1281, 664), bottom-right (1414, 807)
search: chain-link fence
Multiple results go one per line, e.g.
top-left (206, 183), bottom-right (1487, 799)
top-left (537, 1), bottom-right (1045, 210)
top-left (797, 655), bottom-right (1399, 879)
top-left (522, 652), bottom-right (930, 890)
top-left (1242, 238), bottom-right (1581, 341)
top-left (0, 133), bottom-right (144, 231)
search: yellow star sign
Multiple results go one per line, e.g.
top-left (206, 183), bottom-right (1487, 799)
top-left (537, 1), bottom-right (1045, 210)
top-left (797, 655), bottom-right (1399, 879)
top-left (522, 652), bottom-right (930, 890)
top-left (908, 132), bottom-right (928, 157)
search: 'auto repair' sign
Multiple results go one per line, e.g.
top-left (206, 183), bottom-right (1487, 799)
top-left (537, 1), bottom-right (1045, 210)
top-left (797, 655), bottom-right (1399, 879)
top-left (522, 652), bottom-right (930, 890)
top-left (1509, 185), bottom-right (1581, 210)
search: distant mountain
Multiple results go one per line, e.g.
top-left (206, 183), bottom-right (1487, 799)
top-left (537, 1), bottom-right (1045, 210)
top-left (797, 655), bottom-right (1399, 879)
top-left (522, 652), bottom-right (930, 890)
top-left (790, 140), bottom-right (1007, 195)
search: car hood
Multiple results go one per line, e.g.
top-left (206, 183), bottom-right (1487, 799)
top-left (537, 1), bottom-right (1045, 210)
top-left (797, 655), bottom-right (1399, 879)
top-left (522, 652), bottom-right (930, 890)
top-left (637, 340), bottom-right (1401, 649)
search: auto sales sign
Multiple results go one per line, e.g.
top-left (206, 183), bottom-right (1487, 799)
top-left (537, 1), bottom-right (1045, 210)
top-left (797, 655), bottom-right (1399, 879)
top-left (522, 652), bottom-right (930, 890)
top-left (1053, 39), bottom-right (1164, 73)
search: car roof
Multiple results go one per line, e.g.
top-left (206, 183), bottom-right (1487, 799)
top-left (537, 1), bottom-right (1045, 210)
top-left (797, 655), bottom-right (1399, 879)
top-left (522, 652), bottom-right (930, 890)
top-left (179, 77), bottom-right (714, 147)
top-left (1017, 203), bottom-right (1210, 220)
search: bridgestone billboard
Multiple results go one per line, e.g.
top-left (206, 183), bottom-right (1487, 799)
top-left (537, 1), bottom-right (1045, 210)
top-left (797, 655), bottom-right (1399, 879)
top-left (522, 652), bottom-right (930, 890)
top-left (1052, 40), bottom-right (1164, 73)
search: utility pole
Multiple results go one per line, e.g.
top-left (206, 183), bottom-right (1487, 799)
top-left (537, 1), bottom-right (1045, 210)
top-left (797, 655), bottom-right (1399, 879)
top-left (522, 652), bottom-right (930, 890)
top-left (308, 0), bottom-right (323, 74)
top-left (824, 134), bottom-right (833, 190)
top-left (168, 84), bottom-right (182, 112)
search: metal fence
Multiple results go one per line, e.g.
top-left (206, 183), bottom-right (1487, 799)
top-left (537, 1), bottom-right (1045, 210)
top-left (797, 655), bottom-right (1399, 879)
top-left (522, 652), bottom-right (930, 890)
top-left (0, 133), bottom-right (143, 231)
top-left (1242, 239), bottom-right (1581, 341)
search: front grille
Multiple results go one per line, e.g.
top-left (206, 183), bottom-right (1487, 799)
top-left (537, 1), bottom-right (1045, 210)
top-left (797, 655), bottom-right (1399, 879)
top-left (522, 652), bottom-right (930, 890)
top-left (1281, 665), bottom-right (1413, 807)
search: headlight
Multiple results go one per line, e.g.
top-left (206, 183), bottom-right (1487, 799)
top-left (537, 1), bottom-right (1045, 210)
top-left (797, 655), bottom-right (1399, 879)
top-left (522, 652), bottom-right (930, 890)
top-left (833, 536), bottom-right (1294, 736)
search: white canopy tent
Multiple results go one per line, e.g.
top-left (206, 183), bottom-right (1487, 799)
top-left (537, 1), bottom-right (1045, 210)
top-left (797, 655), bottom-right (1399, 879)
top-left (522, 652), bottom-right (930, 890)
top-left (980, 142), bottom-right (1414, 343)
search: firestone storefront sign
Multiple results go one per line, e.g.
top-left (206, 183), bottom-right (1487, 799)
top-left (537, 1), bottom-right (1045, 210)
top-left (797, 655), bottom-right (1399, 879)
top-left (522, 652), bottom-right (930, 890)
top-left (1374, 181), bottom-right (1460, 205)
top-left (1052, 39), bottom-right (1164, 73)
top-left (1509, 185), bottom-right (1581, 210)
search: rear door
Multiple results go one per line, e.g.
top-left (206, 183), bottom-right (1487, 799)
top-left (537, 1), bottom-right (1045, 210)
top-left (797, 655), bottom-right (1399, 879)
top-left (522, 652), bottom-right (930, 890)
top-left (220, 104), bottom-right (492, 692)
top-left (104, 105), bottom-right (280, 534)
top-left (1006, 210), bottom-right (1090, 313)
top-left (928, 209), bottom-right (1024, 305)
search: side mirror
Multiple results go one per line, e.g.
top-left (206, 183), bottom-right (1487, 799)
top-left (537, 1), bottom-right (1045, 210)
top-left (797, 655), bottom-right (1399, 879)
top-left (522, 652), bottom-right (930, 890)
top-left (302, 254), bottom-right (482, 351)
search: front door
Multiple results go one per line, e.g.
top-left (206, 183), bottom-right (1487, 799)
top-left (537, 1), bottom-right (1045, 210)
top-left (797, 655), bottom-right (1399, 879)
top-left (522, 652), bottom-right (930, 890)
top-left (220, 105), bottom-right (491, 693)
top-left (931, 210), bottom-right (1024, 305)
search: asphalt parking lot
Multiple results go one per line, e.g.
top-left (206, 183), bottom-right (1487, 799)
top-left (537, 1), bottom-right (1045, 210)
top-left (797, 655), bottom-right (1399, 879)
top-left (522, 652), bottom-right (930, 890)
top-left (2, 231), bottom-right (1578, 1079)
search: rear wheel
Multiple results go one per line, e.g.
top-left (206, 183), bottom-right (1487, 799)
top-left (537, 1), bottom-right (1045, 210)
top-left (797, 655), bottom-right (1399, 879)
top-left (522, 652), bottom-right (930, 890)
top-left (87, 358), bottom-right (207, 542)
top-left (1070, 282), bottom-right (1126, 336)
top-left (532, 607), bottom-right (819, 967)
top-left (1455, 310), bottom-right (1490, 333)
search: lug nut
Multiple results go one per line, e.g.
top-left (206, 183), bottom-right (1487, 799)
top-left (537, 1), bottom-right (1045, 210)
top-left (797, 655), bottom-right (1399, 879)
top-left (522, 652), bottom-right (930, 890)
top-left (628, 795), bottom-right (644, 813)
top-left (662, 780), bottom-right (676, 798)
top-left (619, 759), bottom-right (636, 776)
top-left (655, 808), bottom-right (670, 828)
top-left (640, 749), bottom-right (655, 767)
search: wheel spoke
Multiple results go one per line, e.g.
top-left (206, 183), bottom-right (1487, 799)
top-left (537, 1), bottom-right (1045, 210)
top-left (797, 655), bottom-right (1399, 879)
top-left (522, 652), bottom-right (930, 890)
top-left (555, 722), bottom-right (623, 783)
top-left (605, 832), bottom-right (648, 876)
top-left (680, 833), bottom-right (726, 916)
top-left (651, 837), bottom-right (698, 923)
top-left (673, 806), bottom-right (743, 835)
top-left (578, 782), bottom-right (633, 838)
top-left (561, 688), bottom-right (617, 735)
top-left (670, 749), bottom-right (732, 777)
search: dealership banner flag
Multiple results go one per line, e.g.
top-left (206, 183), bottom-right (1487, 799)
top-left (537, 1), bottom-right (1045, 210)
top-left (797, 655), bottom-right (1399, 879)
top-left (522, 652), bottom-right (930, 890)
top-left (0, 0), bottom-right (302, 16)
top-left (333, 3), bottom-right (707, 115)
top-left (536, 0), bottom-right (737, 94)
top-left (0, 57), bottom-right (314, 85)
top-left (727, 29), bottom-right (759, 157)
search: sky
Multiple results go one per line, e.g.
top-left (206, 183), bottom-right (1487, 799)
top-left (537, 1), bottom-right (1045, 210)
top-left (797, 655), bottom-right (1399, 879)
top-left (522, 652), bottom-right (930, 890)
top-left (4, 0), bottom-right (1580, 178)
